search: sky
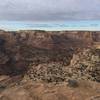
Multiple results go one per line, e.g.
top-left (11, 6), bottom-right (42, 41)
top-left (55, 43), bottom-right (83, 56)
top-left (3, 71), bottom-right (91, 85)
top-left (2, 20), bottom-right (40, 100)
top-left (0, 0), bottom-right (100, 21)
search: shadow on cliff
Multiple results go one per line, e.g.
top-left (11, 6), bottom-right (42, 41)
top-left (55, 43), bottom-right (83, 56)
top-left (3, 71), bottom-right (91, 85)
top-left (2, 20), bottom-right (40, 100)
top-left (0, 36), bottom-right (29, 78)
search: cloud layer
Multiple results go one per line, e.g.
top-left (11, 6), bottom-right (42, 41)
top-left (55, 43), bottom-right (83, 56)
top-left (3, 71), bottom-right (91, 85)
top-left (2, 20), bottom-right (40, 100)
top-left (0, 0), bottom-right (100, 21)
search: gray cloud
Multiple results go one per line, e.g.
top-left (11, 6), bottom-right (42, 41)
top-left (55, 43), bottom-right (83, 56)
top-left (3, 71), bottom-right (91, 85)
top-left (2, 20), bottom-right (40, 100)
top-left (0, 0), bottom-right (100, 21)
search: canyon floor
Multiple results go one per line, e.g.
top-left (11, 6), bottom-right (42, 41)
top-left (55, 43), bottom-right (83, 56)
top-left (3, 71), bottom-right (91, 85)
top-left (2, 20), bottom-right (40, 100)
top-left (0, 30), bottom-right (100, 100)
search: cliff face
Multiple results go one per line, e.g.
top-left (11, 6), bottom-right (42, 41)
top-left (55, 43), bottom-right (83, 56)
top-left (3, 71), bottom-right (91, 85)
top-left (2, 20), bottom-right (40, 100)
top-left (0, 30), bottom-right (100, 76)
top-left (16, 31), bottom-right (100, 49)
top-left (0, 30), bottom-right (99, 49)
top-left (18, 31), bottom-right (100, 48)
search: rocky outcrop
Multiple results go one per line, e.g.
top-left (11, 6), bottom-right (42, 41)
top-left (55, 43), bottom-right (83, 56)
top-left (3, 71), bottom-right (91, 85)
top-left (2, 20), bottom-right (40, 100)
top-left (69, 48), bottom-right (100, 82)
top-left (25, 48), bottom-right (100, 83)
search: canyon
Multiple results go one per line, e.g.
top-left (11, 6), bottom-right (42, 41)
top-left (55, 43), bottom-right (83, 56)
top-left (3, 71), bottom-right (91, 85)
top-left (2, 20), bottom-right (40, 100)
top-left (0, 30), bottom-right (100, 100)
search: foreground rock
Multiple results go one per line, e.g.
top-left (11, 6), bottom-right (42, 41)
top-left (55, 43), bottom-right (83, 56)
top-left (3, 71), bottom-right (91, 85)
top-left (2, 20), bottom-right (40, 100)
top-left (0, 80), bottom-right (100, 100)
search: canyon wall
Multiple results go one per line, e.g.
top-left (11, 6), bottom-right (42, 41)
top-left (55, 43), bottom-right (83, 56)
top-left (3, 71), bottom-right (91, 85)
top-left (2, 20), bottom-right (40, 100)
top-left (0, 30), bottom-right (100, 76)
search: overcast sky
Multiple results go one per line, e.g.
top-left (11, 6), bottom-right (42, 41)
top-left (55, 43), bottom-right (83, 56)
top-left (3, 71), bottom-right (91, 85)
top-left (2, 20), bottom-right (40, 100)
top-left (0, 0), bottom-right (100, 21)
